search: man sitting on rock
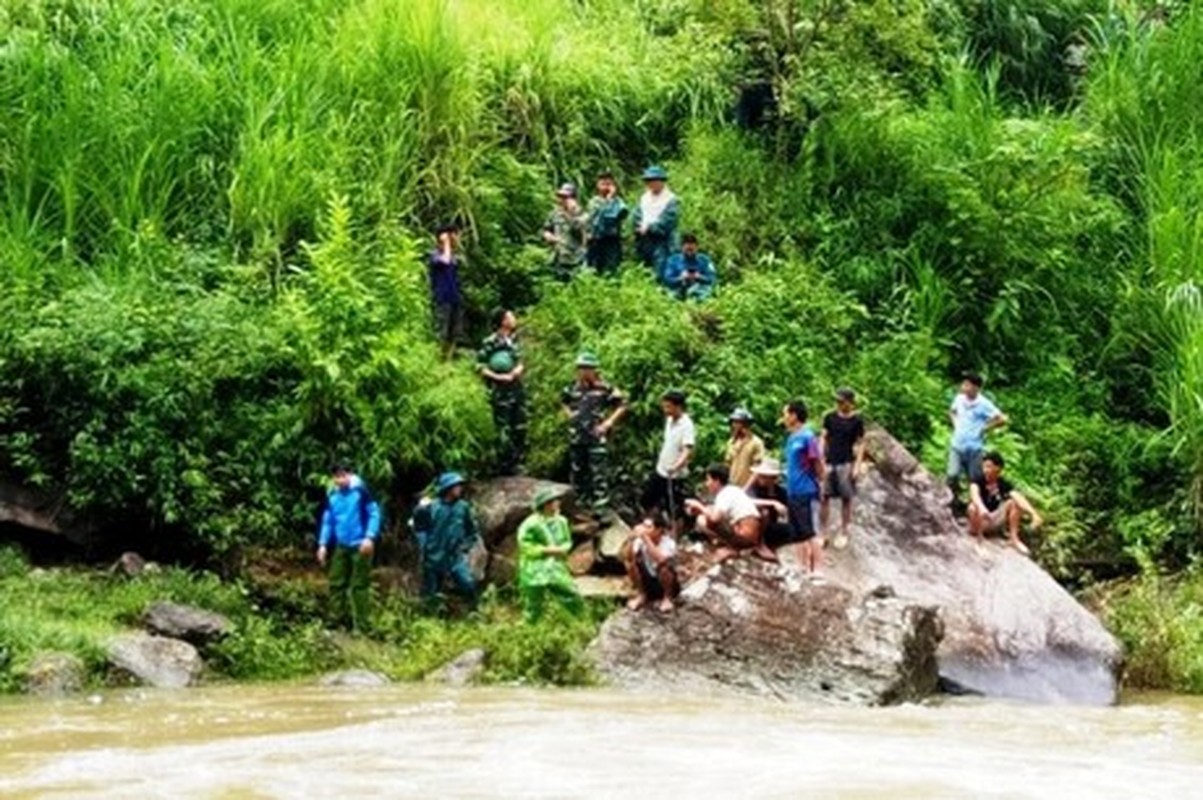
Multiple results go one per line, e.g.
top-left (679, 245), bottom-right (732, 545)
top-left (518, 486), bottom-right (584, 622)
top-left (661, 233), bottom-right (717, 300)
top-left (968, 451), bottom-right (1042, 556)
top-left (624, 512), bottom-right (680, 613)
top-left (744, 458), bottom-right (795, 550)
top-left (685, 464), bottom-right (777, 563)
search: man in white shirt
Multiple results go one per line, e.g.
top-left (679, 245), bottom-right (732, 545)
top-left (624, 512), bottom-right (680, 613)
top-left (640, 389), bottom-right (694, 534)
top-left (685, 464), bottom-right (777, 563)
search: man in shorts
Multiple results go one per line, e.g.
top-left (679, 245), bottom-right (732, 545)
top-left (685, 464), bottom-right (777, 563)
top-left (624, 512), bottom-right (680, 613)
top-left (821, 387), bottom-right (867, 550)
top-left (745, 458), bottom-right (794, 550)
top-left (782, 400), bottom-right (824, 574)
top-left (968, 451), bottom-right (1042, 556)
top-left (948, 373), bottom-right (1007, 510)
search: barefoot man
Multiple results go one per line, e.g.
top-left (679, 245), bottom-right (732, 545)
top-left (968, 451), bottom-right (1042, 556)
top-left (624, 512), bottom-right (680, 613)
top-left (685, 464), bottom-right (777, 563)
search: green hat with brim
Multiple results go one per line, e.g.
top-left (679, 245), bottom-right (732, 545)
top-left (575, 351), bottom-right (600, 369)
top-left (436, 472), bottom-right (465, 495)
top-left (641, 165), bottom-right (669, 181)
top-left (532, 485), bottom-right (568, 511)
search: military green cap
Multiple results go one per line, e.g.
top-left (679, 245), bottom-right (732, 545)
top-left (575, 351), bottom-right (600, 369)
top-left (641, 165), bottom-right (669, 181)
top-left (532, 485), bottom-right (568, 510)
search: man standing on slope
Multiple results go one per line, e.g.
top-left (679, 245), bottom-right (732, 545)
top-left (543, 183), bottom-right (588, 281)
top-left (586, 171), bottom-right (628, 274)
top-left (561, 352), bottom-right (628, 519)
top-left (724, 407), bottom-right (765, 488)
top-left (947, 373), bottom-right (1007, 511)
top-left (631, 165), bottom-right (680, 280)
top-left (640, 389), bottom-right (695, 534)
top-left (427, 222), bottom-right (465, 360)
top-left (316, 464), bottom-right (382, 632)
top-left (820, 387), bottom-right (867, 550)
top-left (782, 400), bottom-right (825, 574)
top-left (477, 309), bottom-right (527, 476)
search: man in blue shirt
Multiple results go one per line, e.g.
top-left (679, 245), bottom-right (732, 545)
top-left (947, 373), bottom-right (1007, 509)
top-left (782, 400), bottom-right (825, 574)
top-left (661, 233), bottom-right (717, 300)
top-left (428, 222), bottom-right (464, 360)
top-left (316, 464), bottom-right (382, 631)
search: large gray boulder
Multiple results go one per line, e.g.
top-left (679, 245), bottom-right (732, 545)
top-left (821, 428), bottom-right (1123, 705)
top-left (143, 602), bottom-right (232, 646)
top-left (590, 558), bottom-right (942, 705)
top-left (106, 633), bottom-right (203, 688)
top-left (473, 477), bottom-right (573, 547)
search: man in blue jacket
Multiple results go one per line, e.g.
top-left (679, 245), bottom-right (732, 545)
top-left (661, 233), bottom-right (717, 300)
top-left (316, 464), bottom-right (382, 632)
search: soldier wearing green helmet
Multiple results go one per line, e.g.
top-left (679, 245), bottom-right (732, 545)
top-left (477, 309), bottom-right (527, 475)
top-left (561, 351), bottom-right (627, 517)
top-left (517, 485), bottom-right (583, 622)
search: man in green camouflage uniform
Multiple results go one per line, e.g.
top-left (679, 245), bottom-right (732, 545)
top-left (477, 309), bottom-right (526, 475)
top-left (585, 171), bottom-right (628, 274)
top-left (542, 183), bottom-right (588, 281)
top-left (561, 352), bottom-right (627, 517)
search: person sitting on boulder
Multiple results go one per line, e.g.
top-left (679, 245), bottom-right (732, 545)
top-left (421, 472), bottom-right (480, 611)
top-left (518, 485), bottom-right (584, 622)
top-left (744, 458), bottom-right (795, 551)
top-left (624, 512), bottom-right (680, 613)
top-left (661, 233), bottom-right (717, 300)
top-left (685, 464), bottom-right (777, 563)
top-left (968, 451), bottom-right (1042, 556)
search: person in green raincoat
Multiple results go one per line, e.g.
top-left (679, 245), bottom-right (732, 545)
top-left (517, 485), bottom-right (584, 622)
top-left (420, 472), bottom-right (479, 611)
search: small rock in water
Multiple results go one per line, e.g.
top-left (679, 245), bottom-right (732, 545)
top-left (318, 669), bottom-right (391, 688)
top-left (24, 652), bottom-right (85, 697)
top-left (106, 633), bottom-right (203, 689)
top-left (425, 649), bottom-right (488, 687)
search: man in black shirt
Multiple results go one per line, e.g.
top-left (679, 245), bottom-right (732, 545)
top-left (820, 388), bottom-right (867, 550)
top-left (745, 458), bottom-right (795, 550)
top-left (968, 451), bottom-right (1042, 556)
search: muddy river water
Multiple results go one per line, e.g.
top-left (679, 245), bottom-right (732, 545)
top-left (2, 685), bottom-right (1202, 798)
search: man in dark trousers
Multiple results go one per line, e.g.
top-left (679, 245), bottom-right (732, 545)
top-left (477, 309), bottom-right (527, 475)
top-left (316, 464), bottom-right (381, 632)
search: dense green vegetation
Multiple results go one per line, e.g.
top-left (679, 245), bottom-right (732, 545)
top-left (2, 0), bottom-right (1203, 689)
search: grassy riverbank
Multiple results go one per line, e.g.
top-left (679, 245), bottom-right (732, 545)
top-left (0, 546), bottom-right (604, 694)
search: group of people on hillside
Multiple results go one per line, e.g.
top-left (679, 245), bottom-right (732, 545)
top-left (315, 167), bottom-right (1044, 630)
top-left (426, 166), bottom-right (717, 363)
top-left (314, 363), bottom-right (1043, 630)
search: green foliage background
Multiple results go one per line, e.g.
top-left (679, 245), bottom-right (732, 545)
top-left (0, 0), bottom-right (1200, 594)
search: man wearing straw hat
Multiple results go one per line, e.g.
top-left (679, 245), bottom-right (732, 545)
top-left (518, 485), bottom-right (584, 622)
top-left (631, 165), bottom-right (681, 279)
top-left (745, 458), bottom-right (796, 550)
